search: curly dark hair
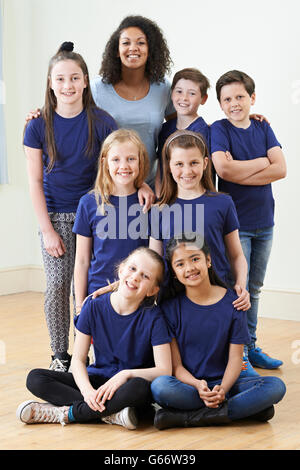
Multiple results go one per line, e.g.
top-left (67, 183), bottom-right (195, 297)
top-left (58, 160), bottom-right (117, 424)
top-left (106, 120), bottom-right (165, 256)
top-left (100, 15), bottom-right (173, 84)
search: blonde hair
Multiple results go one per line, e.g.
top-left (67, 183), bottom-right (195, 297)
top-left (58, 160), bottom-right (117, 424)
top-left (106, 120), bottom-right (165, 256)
top-left (116, 247), bottom-right (165, 306)
top-left (159, 129), bottom-right (216, 206)
top-left (92, 129), bottom-right (149, 214)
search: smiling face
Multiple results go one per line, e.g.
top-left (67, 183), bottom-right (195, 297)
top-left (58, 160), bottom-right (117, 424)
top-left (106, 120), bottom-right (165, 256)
top-left (169, 145), bottom-right (208, 197)
top-left (219, 82), bottom-right (255, 128)
top-left (172, 79), bottom-right (207, 118)
top-left (171, 243), bottom-right (211, 289)
top-left (49, 59), bottom-right (87, 111)
top-left (118, 251), bottom-right (160, 303)
top-left (118, 27), bottom-right (149, 70)
top-left (106, 140), bottom-right (140, 194)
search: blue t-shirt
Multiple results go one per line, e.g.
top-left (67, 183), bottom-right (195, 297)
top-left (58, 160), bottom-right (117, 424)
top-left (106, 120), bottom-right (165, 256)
top-left (90, 77), bottom-right (174, 187)
top-left (150, 192), bottom-right (239, 282)
top-left (162, 289), bottom-right (250, 381)
top-left (75, 293), bottom-right (172, 378)
top-left (157, 116), bottom-right (211, 180)
top-left (73, 191), bottom-right (149, 293)
top-left (23, 108), bottom-right (117, 213)
top-left (210, 119), bottom-right (281, 230)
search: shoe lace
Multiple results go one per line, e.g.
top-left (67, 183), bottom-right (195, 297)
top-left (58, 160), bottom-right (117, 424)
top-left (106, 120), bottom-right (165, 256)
top-left (49, 358), bottom-right (69, 372)
top-left (102, 411), bottom-right (120, 425)
top-left (103, 409), bottom-right (129, 427)
top-left (241, 360), bottom-right (249, 370)
top-left (33, 404), bottom-right (67, 426)
top-left (258, 348), bottom-right (270, 357)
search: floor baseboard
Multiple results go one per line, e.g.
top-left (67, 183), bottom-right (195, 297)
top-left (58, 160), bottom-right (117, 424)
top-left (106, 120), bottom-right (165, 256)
top-left (0, 266), bottom-right (299, 321)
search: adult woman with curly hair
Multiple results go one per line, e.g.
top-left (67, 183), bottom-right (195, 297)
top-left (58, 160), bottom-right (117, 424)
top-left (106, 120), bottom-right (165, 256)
top-left (91, 15), bottom-right (175, 189)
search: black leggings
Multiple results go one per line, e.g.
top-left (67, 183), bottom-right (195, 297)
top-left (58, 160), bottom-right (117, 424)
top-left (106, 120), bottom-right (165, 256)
top-left (26, 369), bottom-right (152, 423)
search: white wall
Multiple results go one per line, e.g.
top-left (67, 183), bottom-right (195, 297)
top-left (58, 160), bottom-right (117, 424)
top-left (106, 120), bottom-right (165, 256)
top-left (1, 0), bottom-right (300, 295)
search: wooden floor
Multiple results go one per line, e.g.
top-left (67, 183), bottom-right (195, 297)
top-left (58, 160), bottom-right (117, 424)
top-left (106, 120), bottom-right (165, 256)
top-left (1, 291), bottom-right (300, 451)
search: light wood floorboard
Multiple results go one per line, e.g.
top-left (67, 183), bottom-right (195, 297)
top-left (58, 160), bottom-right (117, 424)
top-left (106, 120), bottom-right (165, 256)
top-left (0, 292), bottom-right (299, 450)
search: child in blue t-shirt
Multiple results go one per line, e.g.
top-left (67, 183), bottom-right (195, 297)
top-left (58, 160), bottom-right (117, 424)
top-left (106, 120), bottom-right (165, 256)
top-left (150, 129), bottom-right (250, 312)
top-left (156, 68), bottom-right (211, 193)
top-left (23, 42), bottom-right (118, 372)
top-left (72, 129), bottom-right (151, 314)
top-left (210, 70), bottom-right (287, 372)
top-left (17, 247), bottom-right (172, 430)
top-left (151, 234), bottom-right (286, 430)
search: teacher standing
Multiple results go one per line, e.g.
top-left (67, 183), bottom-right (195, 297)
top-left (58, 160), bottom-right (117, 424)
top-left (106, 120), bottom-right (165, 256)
top-left (90, 15), bottom-right (175, 188)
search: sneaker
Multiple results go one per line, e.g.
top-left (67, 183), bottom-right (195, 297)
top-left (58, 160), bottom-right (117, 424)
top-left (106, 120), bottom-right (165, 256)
top-left (102, 407), bottom-right (138, 430)
top-left (16, 400), bottom-right (69, 426)
top-left (239, 357), bottom-right (260, 378)
top-left (49, 355), bottom-right (71, 372)
top-left (248, 347), bottom-right (283, 369)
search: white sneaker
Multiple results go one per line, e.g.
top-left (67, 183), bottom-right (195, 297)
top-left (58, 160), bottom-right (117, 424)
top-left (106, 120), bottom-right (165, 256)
top-left (16, 400), bottom-right (69, 426)
top-left (102, 407), bottom-right (138, 430)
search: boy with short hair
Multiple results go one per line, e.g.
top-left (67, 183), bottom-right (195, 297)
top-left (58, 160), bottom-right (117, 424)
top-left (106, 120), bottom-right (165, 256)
top-left (210, 70), bottom-right (287, 375)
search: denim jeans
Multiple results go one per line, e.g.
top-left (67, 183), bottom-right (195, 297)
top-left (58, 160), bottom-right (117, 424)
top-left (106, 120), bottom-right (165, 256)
top-left (239, 226), bottom-right (274, 350)
top-left (151, 375), bottom-right (286, 421)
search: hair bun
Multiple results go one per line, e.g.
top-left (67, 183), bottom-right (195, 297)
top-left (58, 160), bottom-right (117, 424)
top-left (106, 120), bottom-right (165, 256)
top-left (58, 42), bottom-right (74, 52)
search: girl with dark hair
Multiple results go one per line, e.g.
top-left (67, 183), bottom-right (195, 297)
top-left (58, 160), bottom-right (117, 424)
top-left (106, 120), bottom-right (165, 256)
top-left (91, 15), bottom-right (175, 190)
top-left (151, 233), bottom-right (286, 430)
top-left (23, 42), bottom-right (117, 371)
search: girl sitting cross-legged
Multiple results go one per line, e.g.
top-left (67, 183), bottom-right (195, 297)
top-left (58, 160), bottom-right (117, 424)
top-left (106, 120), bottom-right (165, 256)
top-left (17, 247), bottom-right (172, 430)
top-left (151, 233), bottom-right (286, 430)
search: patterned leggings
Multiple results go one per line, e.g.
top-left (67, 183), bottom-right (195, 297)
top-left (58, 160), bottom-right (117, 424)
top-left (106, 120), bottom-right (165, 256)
top-left (39, 213), bottom-right (76, 355)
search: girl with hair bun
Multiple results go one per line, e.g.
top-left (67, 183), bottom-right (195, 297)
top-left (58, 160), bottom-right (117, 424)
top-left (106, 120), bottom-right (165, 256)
top-left (23, 42), bottom-right (117, 372)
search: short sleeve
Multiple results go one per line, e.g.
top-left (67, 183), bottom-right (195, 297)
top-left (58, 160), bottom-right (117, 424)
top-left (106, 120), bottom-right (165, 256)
top-left (23, 118), bottom-right (44, 149)
top-left (73, 195), bottom-right (93, 237)
top-left (90, 76), bottom-right (102, 108)
top-left (265, 122), bottom-right (281, 150)
top-left (163, 79), bottom-right (175, 118)
top-left (210, 121), bottom-right (230, 154)
top-left (75, 297), bottom-right (93, 336)
top-left (161, 299), bottom-right (179, 338)
top-left (148, 206), bottom-right (162, 240)
top-left (223, 196), bottom-right (240, 235)
top-left (229, 308), bottom-right (251, 345)
top-left (150, 308), bottom-right (172, 346)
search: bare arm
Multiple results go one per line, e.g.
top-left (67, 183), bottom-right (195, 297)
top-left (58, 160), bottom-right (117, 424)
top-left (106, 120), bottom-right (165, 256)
top-left (209, 343), bottom-right (244, 407)
top-left (137, 182), bottom-right (156, 213)
top-left (212, 150), bottom-right (270, 183)
top-left (154, 164), bottom-right (162, 198)
top-left (224, 229), bottom-right (250, 311)
top-left (239, 146), bottom-right (287, 185)
top-left (170, 338), bottom-right (218, 408)
top-left (95, 342), bottom-right (172, 406)
top-left (73, 234), bottom-right (92, 314)
top-left (220, 343), bottom-right (244, 394)
top-left (71, 329), bottom-right (104, 412)
top-left (171, 338), bottom-right (204, 389)
top-left (149, 236), bottom-right (163, 256)
top-left (25, 145), bottom-right (66, 257)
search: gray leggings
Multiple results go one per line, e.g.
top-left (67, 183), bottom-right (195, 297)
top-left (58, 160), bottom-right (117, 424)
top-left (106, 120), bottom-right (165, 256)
top-left (39, 213), bottom-right (76, 355)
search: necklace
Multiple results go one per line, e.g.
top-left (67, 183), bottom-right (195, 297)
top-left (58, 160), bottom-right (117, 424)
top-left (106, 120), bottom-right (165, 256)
top-left (115, 78), bottom-right (149, 101)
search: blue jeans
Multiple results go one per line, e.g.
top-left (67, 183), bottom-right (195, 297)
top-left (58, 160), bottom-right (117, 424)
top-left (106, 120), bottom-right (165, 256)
top-left (239, 226), bottom-right (274, 350)
top-left (151, 375), bottom-right (286, 421)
